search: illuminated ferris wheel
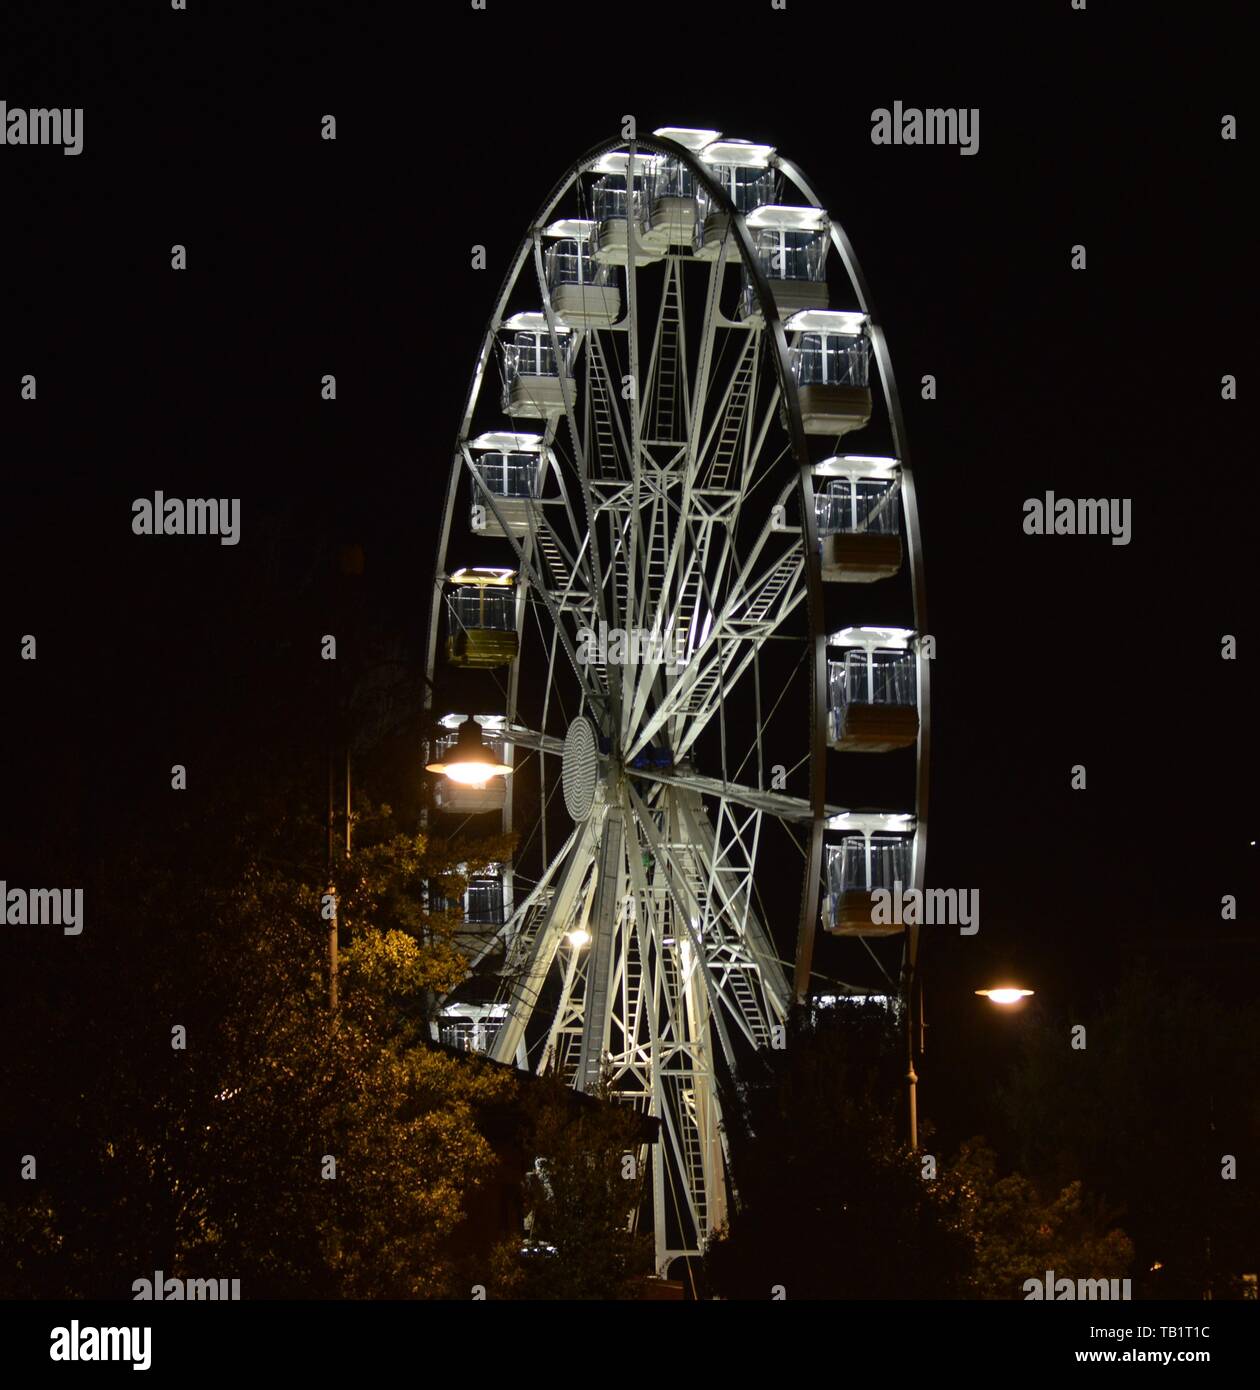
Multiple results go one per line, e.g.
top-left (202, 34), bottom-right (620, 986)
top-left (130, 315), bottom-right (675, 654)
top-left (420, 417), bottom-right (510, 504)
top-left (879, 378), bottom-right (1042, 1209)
top-left (422, 125), bottom-right (929, 1276)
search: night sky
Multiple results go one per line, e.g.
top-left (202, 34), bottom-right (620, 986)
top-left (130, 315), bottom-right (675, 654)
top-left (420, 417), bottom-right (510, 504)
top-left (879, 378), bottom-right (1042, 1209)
top-left (2, 4), bottom-right (1253, 1161)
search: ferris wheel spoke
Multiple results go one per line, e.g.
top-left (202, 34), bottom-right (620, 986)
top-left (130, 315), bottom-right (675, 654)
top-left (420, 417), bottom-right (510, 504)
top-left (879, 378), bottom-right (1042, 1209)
top-left (585, 333), bottom-right (633, 480)
top-left (623, 339), bottom-right (727, 741)
top-left (533, 237), bottom-right (622, 699)
top-left (641, 258), bottom-right (683, 446)
top-left (669, 595), bottom-right (807, 764)
top-left (622, 159), bottom-right (645, 704)
top-left (458, 825), bottom-right (580, 977)
top-left (738, 365), bottom-right (785, 497)
top-left (523, 504), bottom-right (600, 658)
top-left (623, 519), bottom-right (789, 761)
top-left (537, 822), bottom-right (608, 1082)
top-left (624, 301), bottom-right (760, 738)
top-left (622, 784), bottom-right (731, 1251)
top-left (536, 928), bottom-right (588, 1079)
top-left (620, 822), bottom-right (673, 1259)
top-left (673, 790), bottom-right (791, 1031)
top-left (626, 762), bottom-right (843, 824)
top-left (488, 813), bottom-right (602, 1068)
top-left (683, 250), bottom-right (728, 478)
top-left (625, 488), bottom-right (805, 760)
top-left (497, 724), bottom-right (564, 759)
top-left (624, 783), bottom-right (743, 1071)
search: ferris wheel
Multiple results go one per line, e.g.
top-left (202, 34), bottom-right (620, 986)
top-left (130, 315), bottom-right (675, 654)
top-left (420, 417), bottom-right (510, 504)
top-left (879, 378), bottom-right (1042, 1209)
top-left (422, 126), bottom-right (930, 1277)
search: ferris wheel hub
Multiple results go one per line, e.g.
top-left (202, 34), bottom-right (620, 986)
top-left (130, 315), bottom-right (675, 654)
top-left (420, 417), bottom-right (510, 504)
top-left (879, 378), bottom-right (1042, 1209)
top-left (561, 716), bottom-right (600, 822)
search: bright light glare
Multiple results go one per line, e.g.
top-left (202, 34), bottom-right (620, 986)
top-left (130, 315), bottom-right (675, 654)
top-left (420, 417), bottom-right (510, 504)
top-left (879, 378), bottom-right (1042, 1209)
top-left (425, 715), bottom-right (513, 784)
top-left (567, 927), bottom-right (592, 948)
top-left (443, 763), bottom-right (495, 787)
top-left (976, 987), bottom-right (1034, 1005)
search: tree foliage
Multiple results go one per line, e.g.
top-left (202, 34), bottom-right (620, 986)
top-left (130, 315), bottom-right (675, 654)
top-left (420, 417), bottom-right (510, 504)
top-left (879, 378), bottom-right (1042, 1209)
top-left (0, 780), bottom-right (518, 1299)
top-left (490, 1075), bottom-right (653, 1299)
top-left (932, 1138), bottom-right (1132, 1298)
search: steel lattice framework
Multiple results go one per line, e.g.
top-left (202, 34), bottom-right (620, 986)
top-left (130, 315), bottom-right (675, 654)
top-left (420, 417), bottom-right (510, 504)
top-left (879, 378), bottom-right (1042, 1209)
top-left (423, 129), bottom-right (930, 1277)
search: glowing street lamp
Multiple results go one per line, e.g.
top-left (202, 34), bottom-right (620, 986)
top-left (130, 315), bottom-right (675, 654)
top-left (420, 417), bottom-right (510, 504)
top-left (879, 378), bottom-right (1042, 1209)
top-left (425, 716), bottom-right (513, 788)
top-left (975, 986), bottom-right (1034, 1006)
top-left (566, 927), bottom-right (592, 949)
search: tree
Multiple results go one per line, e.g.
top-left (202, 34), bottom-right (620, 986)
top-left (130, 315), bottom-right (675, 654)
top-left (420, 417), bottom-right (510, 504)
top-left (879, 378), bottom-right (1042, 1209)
top-left (489, 1074), bottom-right (653, 1299)
top-left (0, 782), bottom-right (519, 1298)
top-left (933, 1138), bottom-right (1132, 1298)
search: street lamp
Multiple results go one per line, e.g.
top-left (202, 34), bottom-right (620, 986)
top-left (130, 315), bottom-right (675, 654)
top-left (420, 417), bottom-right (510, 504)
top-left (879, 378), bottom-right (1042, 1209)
top-left (425, 716), bottom-right (513, 787)
top-left (975, 986), bottom-right (1034, 1006)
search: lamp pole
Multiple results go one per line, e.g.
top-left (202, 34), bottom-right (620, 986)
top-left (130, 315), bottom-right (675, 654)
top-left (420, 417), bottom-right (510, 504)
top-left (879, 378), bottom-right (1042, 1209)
top-left (327, 743), bottom-right (339, 1012)
top-left (903, 939), bottom-right (919, 1150)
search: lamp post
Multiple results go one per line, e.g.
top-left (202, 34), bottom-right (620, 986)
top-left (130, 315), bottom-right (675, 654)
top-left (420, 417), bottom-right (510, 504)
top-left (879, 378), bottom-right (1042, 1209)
top-left (425, 716), bottom-right (514, 786)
